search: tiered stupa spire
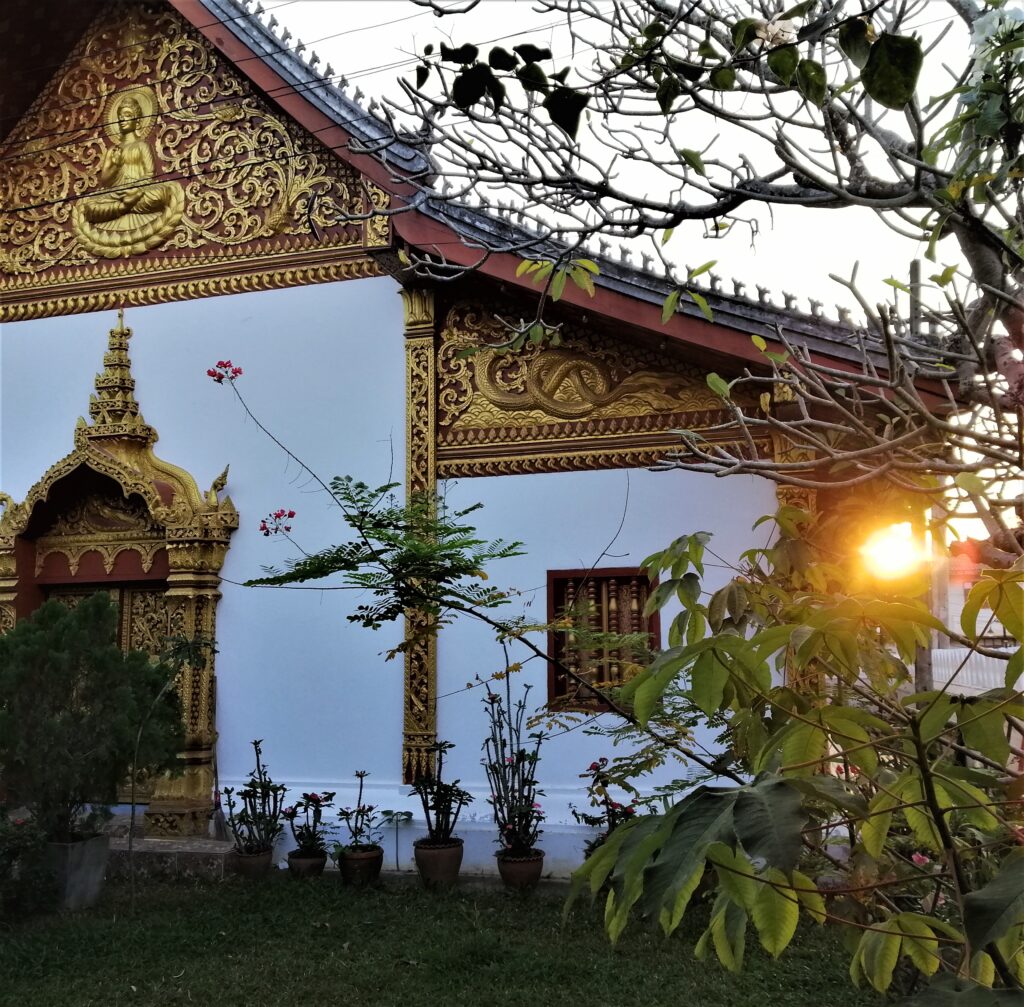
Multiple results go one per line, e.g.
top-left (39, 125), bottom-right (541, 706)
top-left (82, 308), bottom-right (156, 444)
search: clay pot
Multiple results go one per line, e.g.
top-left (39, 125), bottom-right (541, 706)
top-left (496, 849), bottom-right (545, 891)
top-left (288, 851), bottom-right (327, 878)
top-left (339, 845), bottom-right (383, 887)
top-left (232, 849), bottom-right (274, 879)
top-left (414, 838), bottom-right (464, 889)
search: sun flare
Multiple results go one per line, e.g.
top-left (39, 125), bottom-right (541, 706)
top-left (860, 523), bottom-right (927, 580)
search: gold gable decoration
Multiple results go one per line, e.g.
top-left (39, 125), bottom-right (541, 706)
top-left (0, 2), bottom-right (389, 321)
top-left (435, 301), bottom-right (739, 476)
top-left (0, 311), bottom-right (239, 835)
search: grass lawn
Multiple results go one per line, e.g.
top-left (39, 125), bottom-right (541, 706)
top-left (1, 876), bottom-right (878, 1007)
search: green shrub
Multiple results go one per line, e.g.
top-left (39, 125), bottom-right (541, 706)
top-left (0, 593), bottom-right (183, 841)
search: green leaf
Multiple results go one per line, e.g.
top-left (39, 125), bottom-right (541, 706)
top-left (965, 851), bottom-right (1024, 952)
top-left (781, 0), bottom-right (816, 17)
top-left (681, 148), bottom-right (707, 175)
top-left (732, 778), bottom-right (805, 871)
top-left (550, 269), bottom-right (567, 301)
top-left (895, 913), bottom-right (941, 976)
top-left (962, 579), bottom-right (996, 640)
top-left (513, 43), bottom-right (552, 64)
top-left (711, 895), bottom-right (748, 971)
top-left (707, 842), bottom-right (757, 910)
top-left (657, 863), bottom-right (704, 934)
top-left (781, 719), bottom-right (827, 776)
top-left (751, 334), bottom-right (767, 352)
top-left (440, 42), bottom-right (479, 65)
top-left (837, 18), bottom-right (872, 69)
top-left (488, 47), bottom-right (519, 71)
top-left (1006, 648), bottom-right (1023, 690)
top-left (709, 67), bottom-right (736, 91)
top-left (732, 18), bottom-right (760, 50)
top-left (859, 919), bottom-right (902, 993)
top-left (751, 867), bottom-right (799, 957)
top-left (862, 34), bottom-right (923, 110)
top-left (707, 372), bottom-right (731, 399)
top-left (689, 290), bottom-right (714, 322)
top-left (885, 277), bottom-right (912, 293)
top-left (689, 260), bottom-right (717, 280)
top-left (657, 75), bottom-right (682, 114)
top-left (662, 289), bottom-right (680, 324)
top-left (767, 45), bottom-right (799, 85)
top-left (862, 786), bottom-right (900, 858)
top-left (542, 87), bottom-right (589, 138)
top-left (516, 62), bottom-right (549, 94)
top-left (931, 263), bottom-right (958, 286)
top-left (453, 64), bottom-right (503, 110)
top-left (661, 227), bottom-right (675, 245)
top-left (959, 701), bottom-right (1010, 766)
top-left (515, 258), bottom-right (538, 277)
top-left (791, 869), bottom-right (826, 924)
top-left (691, 649), bottom-right (729, 717)
top-left (415, 64), bottom-right (430, 89)
top-left (796, 59), bottom-right (826, 106)
top-left (574, 258), bottom-right (600, 275)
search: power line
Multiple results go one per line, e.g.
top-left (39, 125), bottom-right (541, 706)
top-left (3, 2), bottom-right (443, 138)
top-left (1, 19), bottom-right (565, 167)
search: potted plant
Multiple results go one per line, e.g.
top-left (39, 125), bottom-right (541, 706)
top-left (409, 741), bottom-right (474, 889)
top-left (334, 771), bottom-right (383, 886)
top-left (223, 740), bottom-right (287, 878)
top-left (282, 790), bottom-right (335, 878)
top-left (0, 594), bottom-right (182, 910)
top-left (482, 680), bottom-right (546, 890)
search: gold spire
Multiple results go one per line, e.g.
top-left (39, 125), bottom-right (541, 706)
top-left (82, 309), bottom-right (156, 444)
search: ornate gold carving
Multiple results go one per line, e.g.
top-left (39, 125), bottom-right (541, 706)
top-left (0, 3), bottom-right (387, 319)
top-left (436, 301), bottom-right (745, 472)
top-left (402, 288), bottom-right (438, 782)
top-left (35, 493), bottom-right (164, 576)
top-left (0, 311), bottom-right (237, 835)
top-left (71, 86), bottom-right (184, 257)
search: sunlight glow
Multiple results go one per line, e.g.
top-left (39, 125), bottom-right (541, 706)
top-left (860, 523), bottom-right (928, 580)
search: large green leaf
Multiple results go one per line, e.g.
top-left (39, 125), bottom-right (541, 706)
top-left (710, 894), bottom-right (748, 971)
top-left (862, 34), bottom-right (923, 110)
top-left (707, 841), bottom-right (757, 910)
top-left (751, 867), bottom-right (799, 957)
top-left (859, 919), bottom-right (903, 992)
top-left (733, 778), bottom-right (806, 871)
top-left (964, 851), bottom-right (1024, 952)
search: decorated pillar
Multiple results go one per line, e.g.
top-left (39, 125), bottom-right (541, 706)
top-left (401, 287), bottom-right (439, 783)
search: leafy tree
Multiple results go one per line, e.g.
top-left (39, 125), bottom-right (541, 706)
top-left (0, 593), bottom-right (183, 842)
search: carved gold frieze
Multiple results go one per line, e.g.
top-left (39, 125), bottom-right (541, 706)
top-left (0, 2), bottom-right (390, 320)
top-left (436, 301), bottom-right (743, 473)
top-left (0, 311), bottom-right (237, 835)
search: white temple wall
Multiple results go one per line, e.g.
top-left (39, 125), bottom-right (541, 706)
top-left (2, 283), bottom-right (778, 875)
top-left (1, 276), bottom-right (409, 798)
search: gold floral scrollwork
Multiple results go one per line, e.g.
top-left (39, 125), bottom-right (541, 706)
top-left (401, 288), bottom-right (438, 782)
top-left (0, 3), bottom-right (381, 319)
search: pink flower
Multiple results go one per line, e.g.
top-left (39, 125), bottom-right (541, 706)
top-left (911, 852), bottom-right (930, 867)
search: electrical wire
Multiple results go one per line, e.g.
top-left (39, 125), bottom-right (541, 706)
top-left (2, 1), bottom-right (449, 140)
top-left (1, 18), bottom-right (565, 168)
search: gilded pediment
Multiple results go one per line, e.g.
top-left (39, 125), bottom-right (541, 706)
top-left (0, 2), bottom-right (388, 321)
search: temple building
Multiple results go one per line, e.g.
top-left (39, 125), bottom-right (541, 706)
top-left (0, 0), bottom-right (898, 872)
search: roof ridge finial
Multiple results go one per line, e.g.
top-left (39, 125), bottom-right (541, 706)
top-left (81, 309), bottom-right (156, 445)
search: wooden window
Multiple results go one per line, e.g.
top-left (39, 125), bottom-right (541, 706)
top-left (547, 568), bottom-right (660, 709)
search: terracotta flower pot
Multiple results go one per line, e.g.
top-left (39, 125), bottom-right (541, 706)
top-left (414, 838), bottom-right (464, 889)
top-left (339, 845), bottom-right (383, 887)
top-left (232, 849), bottom-right (274, 879)
top-left (496, 849), bottom-right (545, 891)
top-left (47, 834), bottom-right (109, 911)
top-left (288, 851), bottom-right (327, 878)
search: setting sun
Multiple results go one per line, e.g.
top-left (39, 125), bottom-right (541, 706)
top-left (860, 522), bottom-right (928, 580)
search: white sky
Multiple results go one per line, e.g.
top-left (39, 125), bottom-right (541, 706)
top-left (269, 1), bottom-right (971, 318)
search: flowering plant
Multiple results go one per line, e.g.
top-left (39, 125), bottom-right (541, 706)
top-left (206, 359), bottom-right (243, 384)
top-left (336, 771), bottom-right (382, 851)
top-left (223, 739), bottom-right (288, 856)
top-left (482, 679), bottom-right (545, 857)
top-left (282, 791), bottom-right (336, 856)
top-left (570, 757), bottom-right (637, 858)
top-left (409, 741), bottom-right (474, 845)
top-left (259, 508), bottom-right (296, 537)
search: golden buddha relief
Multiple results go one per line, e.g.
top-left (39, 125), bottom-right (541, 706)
top-left (71, 87), bottom-right (184, 257)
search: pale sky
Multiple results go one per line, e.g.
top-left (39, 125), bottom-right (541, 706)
top-left (269, 1), bottom-right (975, 320)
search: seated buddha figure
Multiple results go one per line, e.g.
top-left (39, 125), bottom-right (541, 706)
top-left (72, 94), bottom-right (184, 258)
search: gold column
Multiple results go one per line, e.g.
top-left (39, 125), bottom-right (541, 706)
top-left (145, 529), bottom-right (232, 836)
top-left (771, 382), bottom-right (817, 514)
top-left (401, 288), bottom-right (438, 783)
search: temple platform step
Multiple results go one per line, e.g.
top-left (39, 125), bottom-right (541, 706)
top-left (107, 836), bottom-right (235, 882)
